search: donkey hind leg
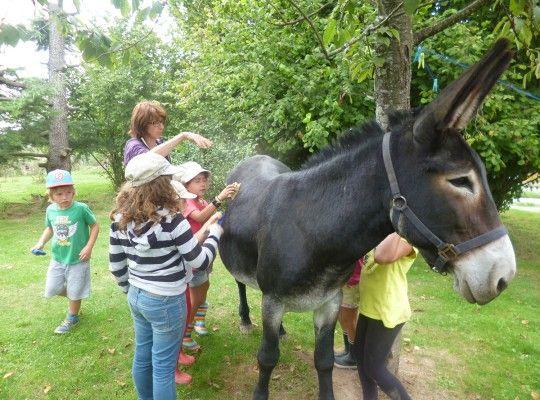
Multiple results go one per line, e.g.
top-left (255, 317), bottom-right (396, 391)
top-left (237, 280), bottom-right (253, 333)
top-left (253, 295), bottom-right (285, 400)
top-left (313, 292), bottom-right (342, 400)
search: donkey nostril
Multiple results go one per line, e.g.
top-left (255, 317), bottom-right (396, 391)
top-left (496, 278), bottom-right (508, 293)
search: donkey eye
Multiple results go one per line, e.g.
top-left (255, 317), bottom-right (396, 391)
top-left (448, 176), bottom-right (473, 192)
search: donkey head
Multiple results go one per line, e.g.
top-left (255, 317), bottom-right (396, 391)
top-left (391, 39), bottom-right (516, 304)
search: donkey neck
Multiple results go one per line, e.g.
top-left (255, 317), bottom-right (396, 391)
top-left (294, 133), bottom-right (395, 261)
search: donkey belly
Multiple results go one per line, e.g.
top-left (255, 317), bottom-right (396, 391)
top-left (281, 285), bottom-right (342, 312)
top-left (262, 266), bottom-right (349, 312)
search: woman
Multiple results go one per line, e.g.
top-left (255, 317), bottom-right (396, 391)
top-left (124, 100), bottom-right (212, 165)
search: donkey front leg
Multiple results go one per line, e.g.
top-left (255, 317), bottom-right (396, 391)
top-left (313, 292), bottom-right (341, 400)
top-left (253, 295), bottom-right (285, 400)
top-left (237, 280), bottom-right (254, 333)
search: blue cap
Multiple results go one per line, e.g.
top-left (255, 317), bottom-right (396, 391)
top-left (46, 169), bottom-right (74, 188)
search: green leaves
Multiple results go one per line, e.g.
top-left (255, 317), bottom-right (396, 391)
top-left (0, 24), bottom-right (29, 46)
top-left (111, 0), bottom-right (131, 17)
top-left (509, 0), bottom-right (527, 15)
top-left (404, 0), bottom-right (420, 15)
top-left (323, 19), bottom-right (337, 46)
top-left (75, 30), bottom-right (113, 66)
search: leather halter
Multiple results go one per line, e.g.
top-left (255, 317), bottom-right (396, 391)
top-left (382, 131), bottom-right (508, 274)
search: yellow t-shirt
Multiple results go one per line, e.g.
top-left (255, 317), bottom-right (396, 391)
top-left (358, 244), bottom-right (418, 328)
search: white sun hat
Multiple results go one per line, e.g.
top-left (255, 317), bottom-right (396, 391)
top-left (174, 161), bottom-right (210, 184)
top-left (170, 180), bottom-right (197, 199)
top-left (125, 152), bottom-right (183, 187)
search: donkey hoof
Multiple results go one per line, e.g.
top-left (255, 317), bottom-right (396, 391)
top-left (253, 388), bottom-right (269, 400)
top-left (239, 322), bottom-right (254, 334)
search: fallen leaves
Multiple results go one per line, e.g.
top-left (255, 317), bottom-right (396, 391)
top-left (208, 380), bottom-right (221, 389)
top-left (115, 379), bottom-right (127, 387)
top-left (3, 371), bottom-right (14, 379)
top-left (43, 384), bottom-right (52, 394)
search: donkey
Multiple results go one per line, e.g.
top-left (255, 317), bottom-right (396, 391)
top-left (218, 39), bottom-right (516, 400)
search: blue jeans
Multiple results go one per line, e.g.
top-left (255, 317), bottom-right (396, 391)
top-left (127, 286), bottom-right (187, 400)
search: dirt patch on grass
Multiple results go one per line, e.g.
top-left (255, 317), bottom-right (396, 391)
top-left (221, 347), bottom-right (457, 399)
top-left (334, 347), bottom-right (458, 399)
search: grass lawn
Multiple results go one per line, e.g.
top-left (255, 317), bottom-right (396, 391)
top-left (0, 170), bottom-right (538, 399)
top-left (522, 190), bottom-right (540, 199)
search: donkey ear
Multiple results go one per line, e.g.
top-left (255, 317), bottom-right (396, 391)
top-left (413, 39), bottom-right (513, 146)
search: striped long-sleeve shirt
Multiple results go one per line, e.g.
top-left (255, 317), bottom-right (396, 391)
top-left (109, 208), bottom-right (221, 296)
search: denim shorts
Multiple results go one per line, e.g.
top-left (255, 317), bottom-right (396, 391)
top-left (188, 262), bottom-right (213, 288)
top-left (341, 284), bottom-right (360, 309)
top-left (188, 268), bottom-right (209, 288)
top-left (44, 260), bottom-right (91, 300)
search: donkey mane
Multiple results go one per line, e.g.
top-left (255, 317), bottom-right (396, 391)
top-left (301, 109), bottom-right (416, 170)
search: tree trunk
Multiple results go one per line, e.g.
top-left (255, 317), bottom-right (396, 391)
top-left (373, 0), bottom-right (413, 375)
top-left (374, 0), bottom-right (412, 131)
top-left (47, 0), bottom-right (71, 171)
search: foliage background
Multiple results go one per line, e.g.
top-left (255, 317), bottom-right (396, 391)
top-left (1, 1), bottom-right (538, 206)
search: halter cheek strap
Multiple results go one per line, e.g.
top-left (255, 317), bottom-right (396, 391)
top-left (382, 132), bottom-right (508, 274)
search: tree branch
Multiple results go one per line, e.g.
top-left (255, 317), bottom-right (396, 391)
top-left (270, 2), bottom-right (333, 26)
top-left (10, 152), bottom-right (48, 158)
top-left (90, 152), bottom-right (115, 183)
top-left (499, 1), bottom-right (531, 52)
top-left (0, 75), bottom-right (26, 89)
top-left (285, 0), bottom-right (331, 62)
top-left (328, 1), bottom-right (403, 58)
top-left (414, 0), bottom-right (491, 45)
top-left (87, 30), bottom-right (154, 64)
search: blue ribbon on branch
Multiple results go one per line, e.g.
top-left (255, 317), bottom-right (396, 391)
top-left (414, 46), bottom-right (540, 101)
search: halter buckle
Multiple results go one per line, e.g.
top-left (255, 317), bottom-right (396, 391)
top-left (437, 243), bottom-right (458, 260)
top-left (392, 195), bottom-right (407, 210)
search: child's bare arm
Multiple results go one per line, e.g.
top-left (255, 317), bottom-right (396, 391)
top-left (374, 233), bottom-right (413, 264)
top-left (189, 184), bottom-right (238, 223)
top-left (79, 223), bottom-right (100, 262)
top-left (32, 227), bottom-right (53, 250)
top-left (194, 212), bottom-right (222, 243)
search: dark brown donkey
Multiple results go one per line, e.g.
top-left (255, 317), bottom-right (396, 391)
top-left (219, 40), bottom-right (517, 400)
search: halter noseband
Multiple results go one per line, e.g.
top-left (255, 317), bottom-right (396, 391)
top-left (382, 131), bottom-right (507, 274)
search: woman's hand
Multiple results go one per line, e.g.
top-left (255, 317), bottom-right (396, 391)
top-left (180, 132), bottom-right (213, 149)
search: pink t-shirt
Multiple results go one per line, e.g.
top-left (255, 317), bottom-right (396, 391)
top-left (183, 198), bottom-right (208, 233)
top-left (346, 258), bottom-right (364, 286)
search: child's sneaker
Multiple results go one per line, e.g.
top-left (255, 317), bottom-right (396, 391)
top-left (178, 351), bottom-right (196, 366)
top-left (174, 369), bottom-right (192, 385)
top-left (54, 315), bottom-right (79, 334)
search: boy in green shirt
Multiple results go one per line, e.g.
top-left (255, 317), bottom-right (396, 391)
top-left (32, 169), bottom-right (99, 334)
